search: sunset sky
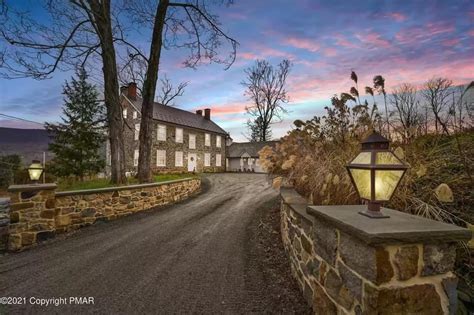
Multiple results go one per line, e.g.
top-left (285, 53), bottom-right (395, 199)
top-left (0, 0), bottom-right (473, 141)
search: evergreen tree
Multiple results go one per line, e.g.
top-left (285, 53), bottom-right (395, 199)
top-left (247, 117), bottom-right (272, 142)
top-left (45, 68), bottom-right (105, 180)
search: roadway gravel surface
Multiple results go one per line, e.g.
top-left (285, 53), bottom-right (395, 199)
top-left (0, 173), bottom-right (309, 314)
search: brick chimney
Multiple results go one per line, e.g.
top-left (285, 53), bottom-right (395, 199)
top-left (127, 82), bottom-right (137, 100)
top-left (204, 108), bottom-right (211, 120)
top-left (196, 109), bottom-right (203, 116)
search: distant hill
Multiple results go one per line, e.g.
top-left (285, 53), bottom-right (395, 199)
top-left (0, 127), bottom-right (53, 165)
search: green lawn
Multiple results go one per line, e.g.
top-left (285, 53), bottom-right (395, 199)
top-left (57, 173), bottom-right (197, 191)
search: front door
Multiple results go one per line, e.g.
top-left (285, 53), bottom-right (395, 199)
top-left (188, 153), bottom-right (197, 172)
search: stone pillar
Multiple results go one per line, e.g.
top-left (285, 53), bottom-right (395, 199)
top-left (280, 187), bottom-right (472, 315)
top-left (0, 198), bottom-right (10, 251)
top-left (7, 184), bottom-right (57, 251)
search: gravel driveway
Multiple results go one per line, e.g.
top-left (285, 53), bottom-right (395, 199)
top-left (0, 173), bottom-right (302, 314)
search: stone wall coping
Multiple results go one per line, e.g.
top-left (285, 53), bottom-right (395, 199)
top-left (55, 177), bottom-right (198, 196)
top-left (280, 187), bottom-right (314, 222)
top-left (8, 183), bottom-right (58, 192)
top-left (307, 205), bottom-right (472, 245)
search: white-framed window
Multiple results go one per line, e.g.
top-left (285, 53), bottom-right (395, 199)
top-left (133, 111), bottom-right (138, 119)
top-left (123, 108), bottom-right (127, 118)
top-left (205, 133), bottom-right (211, 146)
top-left (216, 135), bottom-right (221, 148)
top-left (204, 153), bottom-right (211, 166)
top-left (189, 134), bottom-right (196, 149)
top-left (175, 151), bottom-right (183, 167)
top-left (157, 124), bottom-right (166, 141)
top-left (216, 154), bottom-right (222, 167)
top-left (133, 149), bottom-right (139, 166)
top-left (134, 123), bottom-right (140, 140)
top-left (156, 150), bottom-right (166, 167)
top-left (175, 128), bottom-right (183, 143)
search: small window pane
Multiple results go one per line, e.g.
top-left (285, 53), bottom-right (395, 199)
top-left (156, 150), bottom-right (166, 167)
top-left (216, 154), bottom-right (222, 167)
top-left (133, 111), bottom-right (138, 119)
top-left (123, 109), bottom-right (127, 118)
top-left (216, 136), bottom-right (221, 148)
top-left (189, 134), bottom-right (196, 149)
top-left (375, 170), bottom-right (404, 200)
top-left (349, 169), bottom-right (371, 200)
top-left (205, 133), bottom-right (211, 146)
top-left (175, 151), bottom-right (183, 167)
top-left (157, 125), bottom-right (167, 141)
top-left (351, 152), bottom-right (371, 164)
top-left (133, 149), bottom-right (139, 166)
top-left (376, 152), bottom-right (402, 165)
top-left (134, 123), bottom-right (140, 140)
top-left (204, 153), bottom-right (210, 166)
top-left (175, 128), bottom-right (183, 143)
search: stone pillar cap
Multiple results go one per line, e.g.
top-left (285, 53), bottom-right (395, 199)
top-left (8, 183), bottom-right (58, 192)
top-left (307, 205), bottom-right (471, 245)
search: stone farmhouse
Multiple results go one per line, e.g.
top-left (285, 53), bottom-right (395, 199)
top-left (114, 83), bottom-right (228, 174)
top-left (226, 141), bottom-right (278, 173)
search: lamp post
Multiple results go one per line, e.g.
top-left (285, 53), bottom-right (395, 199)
top-left (28, 160), bottom-right (44, 184)
top-left (346, 132), bottom-right (408, 218)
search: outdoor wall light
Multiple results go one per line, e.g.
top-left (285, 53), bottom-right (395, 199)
top-left (346, 132), bottom-right (408, 218)
top-left (28, 160), bottom-right (44, 183)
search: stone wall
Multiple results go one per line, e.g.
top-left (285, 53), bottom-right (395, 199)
top-left (280, 187), bottom-right (471, 315)
top-left (7, 178), bottom-right (200, 251)
top-left (0, 198), bottom-right (9, 251)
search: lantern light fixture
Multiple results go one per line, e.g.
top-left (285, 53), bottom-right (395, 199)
top-left (346, 132), bottom-right (408, 218)
top-left (28, 160), bottom-right (44, 183)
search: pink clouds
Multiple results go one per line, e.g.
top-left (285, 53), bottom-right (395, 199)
top-left (355, 31), bottom-right (391, 48)
top-left (323, 48), bottom-right (337, 57)
top-left (395, 22), bottom-right (455, 45)
top-left (386, 12), bottom-right (407, 22)
top-left (283, 37), bottom-right (320, 52)
top-left (442, 38), bottom-right (460, 46)
top-left (334, 34), bottom-right (358, 48)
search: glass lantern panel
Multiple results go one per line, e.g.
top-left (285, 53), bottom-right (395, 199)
top-left (349, 169), bottom-right (371, 200)
top-left (374, 170), bottom-right (404, 200)
top-left (351, 152), bottom-right (371, 165)
top-left (28, 169), bottom-right (43, 180)
top-left (376, 151), bottom-right (402, 165)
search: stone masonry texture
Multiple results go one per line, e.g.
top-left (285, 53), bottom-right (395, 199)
top-left (121, 99), bottom-right (226, 174)
top-left (7, 179), bottom-right (200, 251)
top-left (280, 187), bottom-right (463, 314)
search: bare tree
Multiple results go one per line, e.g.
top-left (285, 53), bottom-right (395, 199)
top-left (242, 59), bottom-right (291, 141)
top-left (123, 0), bottom-right (238, 182)
top-left (390, 83), bottom-right (423, 143)
top-left (0, 0), bottom-right (135, 184)
top-left (118, 55), bottom-right (187, 106)
top-left (156, 75), bottom-right (188, 106)
top-left (422, 77), bottom-right (452, 135)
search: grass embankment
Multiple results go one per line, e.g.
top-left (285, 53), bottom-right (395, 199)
top-left (57, 173), bottom-right (197, 191)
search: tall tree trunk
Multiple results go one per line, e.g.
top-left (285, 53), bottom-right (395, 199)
top-left (137, 0), bottom-right (169, 183)
top-left (89, 0), bottom-right (126, 184)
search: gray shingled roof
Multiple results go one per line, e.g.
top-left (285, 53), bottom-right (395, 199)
top-left (129, 98), bottom-right (227, 135)
top-left (227, 141), bottom-right (279, 158)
